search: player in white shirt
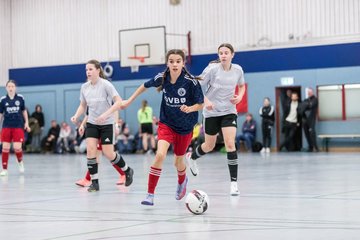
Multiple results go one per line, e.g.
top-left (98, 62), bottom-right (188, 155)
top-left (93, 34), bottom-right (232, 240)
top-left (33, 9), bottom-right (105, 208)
top-left (186, 43), bottom-right (246, 196)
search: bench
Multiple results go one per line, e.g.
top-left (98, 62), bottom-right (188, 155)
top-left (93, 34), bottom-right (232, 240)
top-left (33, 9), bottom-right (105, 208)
top-left (318, 134), bottom-right (360, 152)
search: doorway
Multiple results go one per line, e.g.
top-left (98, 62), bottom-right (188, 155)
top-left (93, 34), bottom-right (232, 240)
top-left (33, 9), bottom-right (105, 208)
top-left (275, 86), bottom-right (302, 151)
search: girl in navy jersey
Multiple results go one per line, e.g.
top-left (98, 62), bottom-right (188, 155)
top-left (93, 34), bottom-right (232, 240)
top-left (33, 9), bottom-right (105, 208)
top-left (186, 43), bottom-right (246, 196)
top-left (71, 60), bottom-right (133, 192)
top-left (122, 49), bottom-right (204, 206)
top-left (0, 80), bottom-right (30, 176)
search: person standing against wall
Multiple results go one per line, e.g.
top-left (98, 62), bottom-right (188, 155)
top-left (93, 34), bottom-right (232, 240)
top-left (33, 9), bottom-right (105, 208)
top-left (138, 100), bottom-right (156, 154)
top-left (279, 92), bottom-right (301, 151)
top-left (0, 80), bottom-right (30, 176)
top-left (302, 88), bottom-right (319, 152)
top-left (31, 104), bottom-right (45, 153)
top-left (259, 97), bottom-right (275, 153)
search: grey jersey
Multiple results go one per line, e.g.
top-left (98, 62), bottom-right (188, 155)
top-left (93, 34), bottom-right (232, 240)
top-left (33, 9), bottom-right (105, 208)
top-left (80, 78), bottom-right (119, 125)
top-left (200, 63), bottom-right (245, 118)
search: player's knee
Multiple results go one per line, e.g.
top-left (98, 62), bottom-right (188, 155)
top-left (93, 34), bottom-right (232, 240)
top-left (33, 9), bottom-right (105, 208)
top-left (224, 139), bottom-right (235, 149)
top-left (155, 151), bottom-right (166, 162)
top-left (173, 157), bottom-right (184, 168)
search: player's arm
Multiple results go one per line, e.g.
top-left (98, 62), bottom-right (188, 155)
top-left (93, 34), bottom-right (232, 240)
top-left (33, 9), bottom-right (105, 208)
top-left (78, 115), bottom-right (88, 136)
top-left (180, 103), bottom-right (204, 113)
top-left (230, 83), bottom-right (245, 105)
top-left (71, 101), bottom-right (86, 124)
top-left (113, 111), bottom-right (121, 136)
top-left (121, 84), bottom-right (147, 109)
top-left (22, 109), bottom-right (30, 132)
top-left (180, 82), bottom-right (204, 113)
top-left (96, 96), bottom-right (122, 124)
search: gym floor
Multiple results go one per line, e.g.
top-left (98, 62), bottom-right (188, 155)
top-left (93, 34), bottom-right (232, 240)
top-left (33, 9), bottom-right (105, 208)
top-left (0, 152), bottom-right (359, 240)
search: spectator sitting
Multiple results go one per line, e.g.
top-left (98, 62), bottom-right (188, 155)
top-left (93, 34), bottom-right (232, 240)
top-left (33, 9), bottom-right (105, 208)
top-left (56, 122), bottom-right (72, 153)
top-left (236, 113), bottom-right (257, 152)
top-left (69, 121), bottom-right (85, 153)
top-left (117, 125), bottom-right (134, 154)
top-left (41, 120), bottom-right (60, 153)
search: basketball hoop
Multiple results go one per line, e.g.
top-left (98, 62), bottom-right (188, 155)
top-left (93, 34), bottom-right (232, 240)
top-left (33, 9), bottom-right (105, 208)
top-left (128, 56), bottom-right (145, 63)
top-left (128, 56), bottom-right (145, 73)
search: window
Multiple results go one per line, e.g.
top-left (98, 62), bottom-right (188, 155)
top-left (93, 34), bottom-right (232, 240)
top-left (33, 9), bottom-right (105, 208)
top-left (318, 84), bottom-right (360, 120)
top-left (345, 84), bottom-right (360, 119)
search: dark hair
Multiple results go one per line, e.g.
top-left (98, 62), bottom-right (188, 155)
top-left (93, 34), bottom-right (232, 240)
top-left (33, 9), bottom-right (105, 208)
top-left (86, 59), bottom-right (107, 79)
top-left (207, 43), bottom-right (235, 65)
top-left (6, 79), bottom-right (17, 87)
top-left (141, 100), bottom-right (148, 112)
top-left (35, 104), bottom-right (42, 112)
top-left (264, 97), bottom-right (270, 102)
top-left (157, 49), bottom-right (200, 92)
top-left (218, 43), bottom-right (235, 53)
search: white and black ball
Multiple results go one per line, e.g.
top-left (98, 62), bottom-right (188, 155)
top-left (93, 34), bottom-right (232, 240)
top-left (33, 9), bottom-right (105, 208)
top-left (185, 190), bottom-right (209, 215)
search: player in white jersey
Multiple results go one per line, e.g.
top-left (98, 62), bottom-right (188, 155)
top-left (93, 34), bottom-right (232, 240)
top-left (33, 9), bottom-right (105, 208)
top-left (186, 43), bottom-right (246, 196)
top-left (71, 59), bottom-right (134, 192)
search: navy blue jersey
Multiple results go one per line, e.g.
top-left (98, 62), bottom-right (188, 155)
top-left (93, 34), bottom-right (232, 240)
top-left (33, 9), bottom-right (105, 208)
top-left (144, 70), bottom-right (204, 134)
top-left (0, 94), bottom-right (25, 128)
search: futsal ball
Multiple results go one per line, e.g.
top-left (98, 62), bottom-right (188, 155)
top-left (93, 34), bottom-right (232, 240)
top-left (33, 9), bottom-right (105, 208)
top-left (185, 190), bottom-right (209, 215)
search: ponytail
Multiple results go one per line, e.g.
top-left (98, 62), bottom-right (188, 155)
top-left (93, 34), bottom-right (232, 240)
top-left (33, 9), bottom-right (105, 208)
top-left (157, 67), bottom-right (169, 92)
top-left (141, 100), bottom-right (148, 112)
top-left (99, 66), bottom-right (107, 80)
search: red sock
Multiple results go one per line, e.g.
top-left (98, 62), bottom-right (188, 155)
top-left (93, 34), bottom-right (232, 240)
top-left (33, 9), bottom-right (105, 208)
top-left (15, 149), bottom-right (23, 163)
top-left (112, 164), bottom-right (125, 176)
top-left (84, 171), bottom-right (91, 181)
top-left (2, 148), bottom-right (10, 170)
top-left (148, 166), bottom-right (162, 194)
top-left (177, 167), bottom-right (186, 184)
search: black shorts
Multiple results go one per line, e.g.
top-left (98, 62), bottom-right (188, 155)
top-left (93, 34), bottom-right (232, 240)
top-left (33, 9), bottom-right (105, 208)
top-left (85, 123), bottom-right (114, 145)
top-left (204, 114), bottom-right (237, 135)
top-left (141, 123), bottom-right (153, 134)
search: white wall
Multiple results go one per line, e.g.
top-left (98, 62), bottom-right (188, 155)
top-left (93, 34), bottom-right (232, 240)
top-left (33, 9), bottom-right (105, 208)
top-left (0, 0), bottom-right (11, 86)
top-left (6, 0), bottom-right (360, 69)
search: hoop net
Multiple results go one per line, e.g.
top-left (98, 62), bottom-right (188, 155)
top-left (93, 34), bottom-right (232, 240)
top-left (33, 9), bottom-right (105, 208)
top-left (128, 56), bottom-right (145, 73)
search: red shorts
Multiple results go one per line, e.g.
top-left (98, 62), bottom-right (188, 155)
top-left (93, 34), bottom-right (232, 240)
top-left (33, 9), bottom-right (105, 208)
top-left (1, 128), bottom-right (25, 143)
top-left (97, 138), bottom-right (102, 151)
top-left (157, 122), bottom-right (193, 156)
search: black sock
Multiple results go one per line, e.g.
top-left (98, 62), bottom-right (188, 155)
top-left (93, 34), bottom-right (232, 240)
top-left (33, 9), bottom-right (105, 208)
top-left (87, 158), bottom-right (98, 184)
top-left (191, 145), bottom-right (206, 160)
top-left (227, 151), bottom-right (238, 182)
top-left (111, 153), bottom-right (128, 171)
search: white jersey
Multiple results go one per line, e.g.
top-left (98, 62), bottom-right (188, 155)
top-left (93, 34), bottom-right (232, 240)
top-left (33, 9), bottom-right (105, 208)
top-left (80, 78), bottom-right (119, 125)
top-left (200, 63), bottom-right (245, 118)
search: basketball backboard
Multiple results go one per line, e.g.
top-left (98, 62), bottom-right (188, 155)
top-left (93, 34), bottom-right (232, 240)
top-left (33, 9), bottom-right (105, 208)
top-left (119, 26), bottom-right (166, 67)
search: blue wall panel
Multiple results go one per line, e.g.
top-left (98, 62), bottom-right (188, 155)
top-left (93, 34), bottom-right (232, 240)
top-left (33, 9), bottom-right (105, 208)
top-left (9, 42), bottom-right (360, 87)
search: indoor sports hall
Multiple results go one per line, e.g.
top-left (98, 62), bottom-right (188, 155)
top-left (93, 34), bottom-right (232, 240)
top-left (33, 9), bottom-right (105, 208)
top-left (0, 1), bottom-right (359, 239)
